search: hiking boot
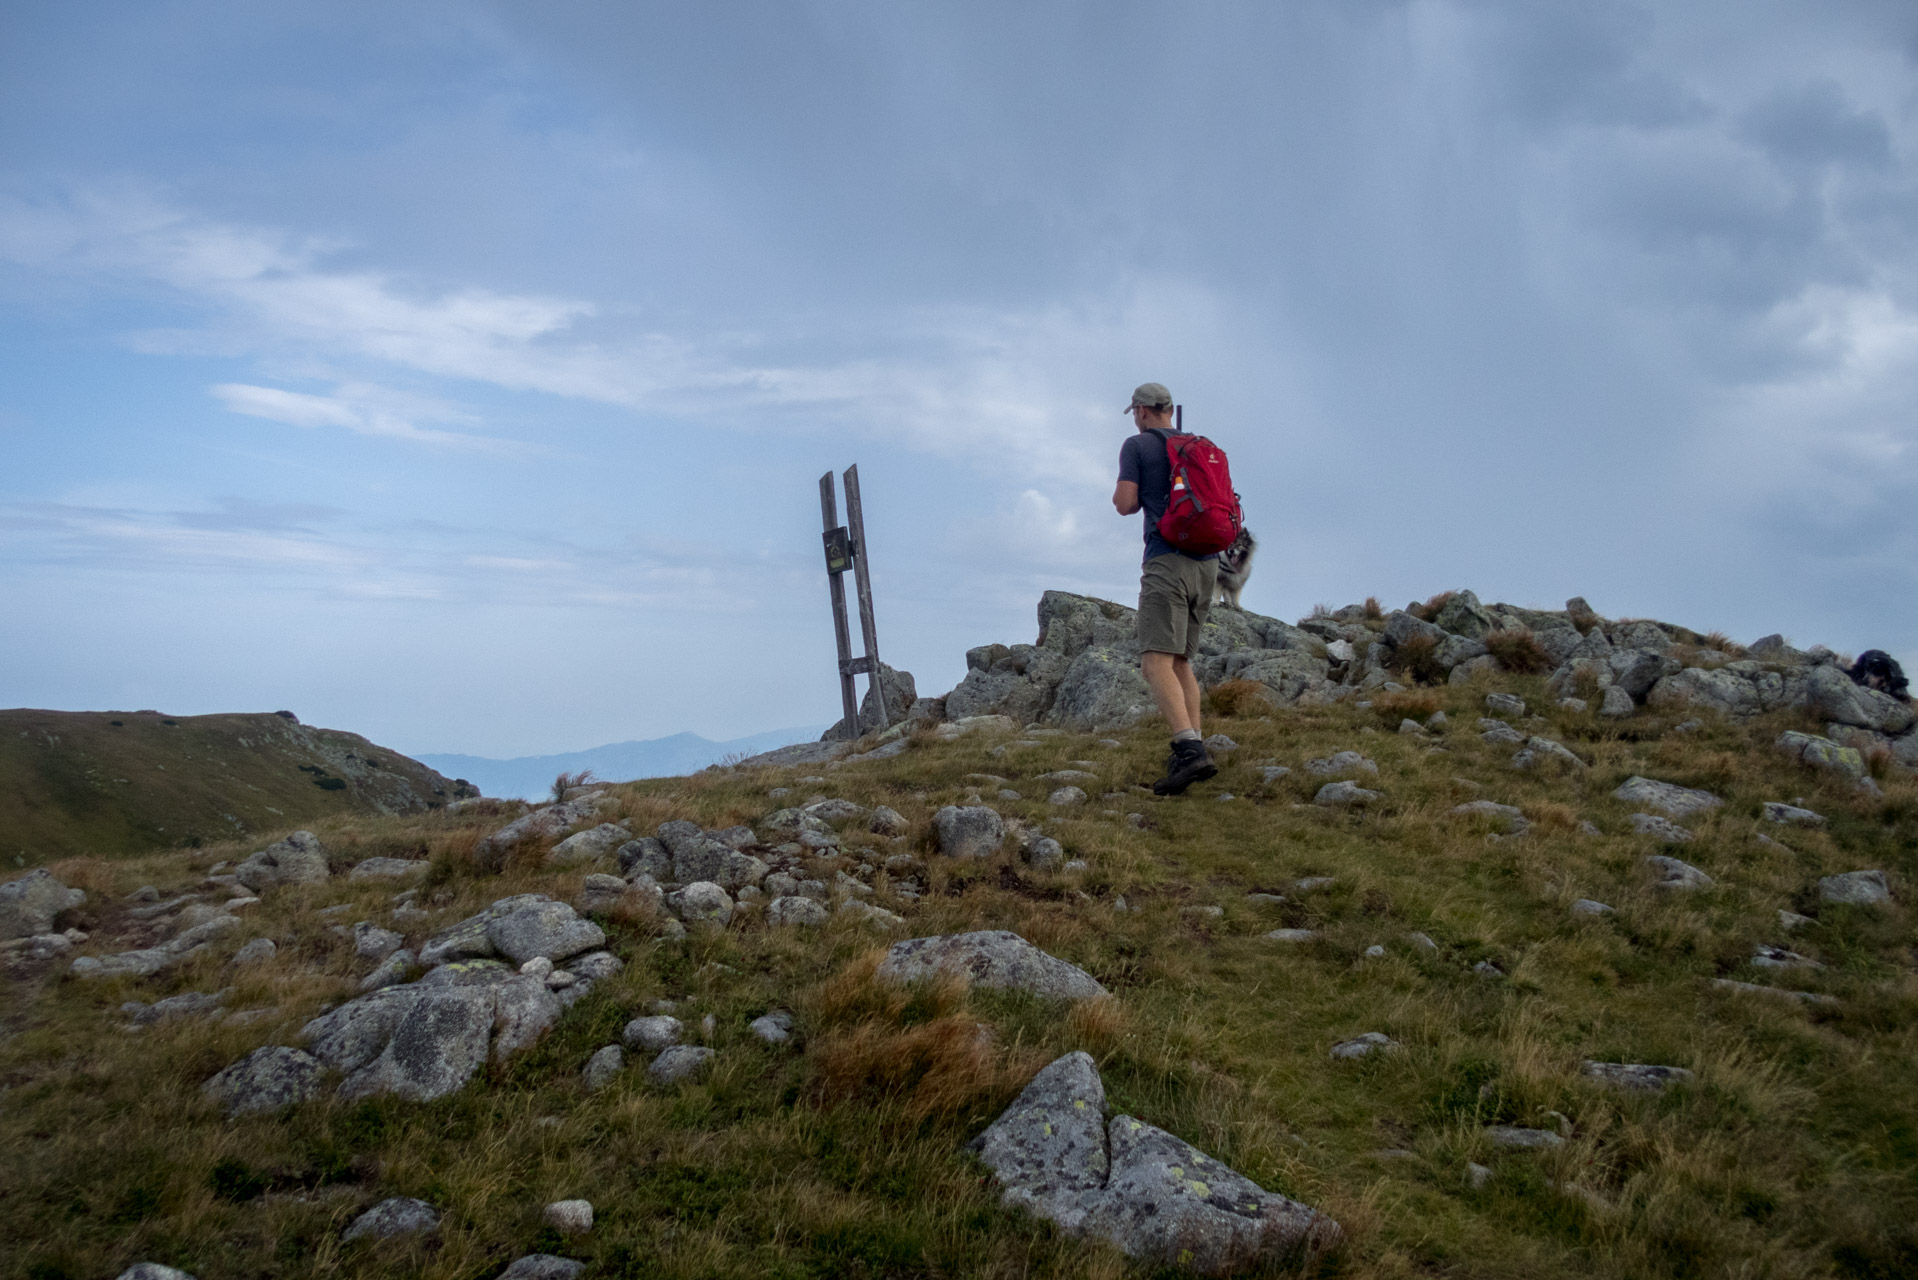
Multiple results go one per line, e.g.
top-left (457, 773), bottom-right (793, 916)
top-left (1153, 740), bottom-right (1217, 796)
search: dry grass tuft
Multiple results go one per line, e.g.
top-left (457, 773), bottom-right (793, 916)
top-left (1371, 689), bottom-right (1443, 724)
top-left (1408, 591), bottom-right (1455, 622)
top-left (809, 1014), bottom-right (1033, 1122)
top-left (1391, 633), bottom-right (1445, 684)
top-left (1483, 627), bottom-right (1553, 674)
top-left (1362, 595), bottom-right (1383, 621)
top-left (1208, 679), bottom-right (1276, 718)
top-left (1524, 800), bottom-right (1580, 831)
top-left (1702, 630), bottom-right (1747, 657)
top-left (46, 856), bottom-right (117, 895)
top-left (1065, 997), bottom-right (1129, 1055)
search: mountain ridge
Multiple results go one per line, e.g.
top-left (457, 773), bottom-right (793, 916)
top-left (416, 725), bottom-right (828, 800)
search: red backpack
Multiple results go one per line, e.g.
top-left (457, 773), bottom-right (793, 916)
top-left (1149, 425), bottom-right (1243, 555)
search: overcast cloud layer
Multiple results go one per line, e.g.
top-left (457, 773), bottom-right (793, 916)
top-left (4, 1), bottom-right (1917, 757)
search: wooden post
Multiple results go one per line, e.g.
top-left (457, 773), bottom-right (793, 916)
top-left (818, 473), bottom-right (860, 738)
top-left (842, 464), bottom-right (888, 730)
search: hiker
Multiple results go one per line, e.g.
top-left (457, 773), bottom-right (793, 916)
top-left (1112, 381), bottom-right (1222, 795)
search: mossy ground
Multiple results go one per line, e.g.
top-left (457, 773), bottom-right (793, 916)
top-left (5, 673), bottom-right (1917, 1279)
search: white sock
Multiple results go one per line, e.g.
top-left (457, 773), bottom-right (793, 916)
top-left (1172, 729), bottom-right (1202, 744)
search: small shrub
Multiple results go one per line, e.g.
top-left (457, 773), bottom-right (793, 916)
top-left (1484, 628), bottom-right (1552, 674)
top-left (810, 1014), bottom-right (1030, 1123)
top-left (313, 777), bottom-right (347, 791)
top-left (1362, 596), bottom-right (1383, 621)
top-left (1308, 603), bottom-right (1332, 620)
top-left (1409, 591), bottom-right (1454, 622)
top-left (551, 769), bottom-right (597, 803)
top-left (1207, 679), bottom-right (1274, 718)
top-left (1703, 630), bottom-right (1747, 657)
top-left (1391, 633), bottom-right (1445, 684)
top-left (1372, 689), bottom-right (1442, 724)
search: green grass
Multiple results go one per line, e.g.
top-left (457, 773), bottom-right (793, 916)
top-left (3, 676), bottom-right (1916, 1278)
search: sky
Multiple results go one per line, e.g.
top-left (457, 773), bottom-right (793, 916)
top-left (4, 1), bottom-right (1918, 758)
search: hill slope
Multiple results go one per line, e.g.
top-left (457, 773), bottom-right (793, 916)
top-left (417, 725), bottom-right (829, 801)
top-left (0, 709), bottom-right (472, 860)
top-left (4, 590), bottom-right (1915, 1279)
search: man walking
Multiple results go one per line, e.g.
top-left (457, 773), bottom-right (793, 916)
top-left (1112, 382), bottom-right (1219, 795)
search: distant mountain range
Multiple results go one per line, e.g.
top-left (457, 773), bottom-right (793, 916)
top-left (416, 725), bottom-right (830, 801)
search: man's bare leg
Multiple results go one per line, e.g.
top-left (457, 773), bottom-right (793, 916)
top-left (1141, 651), bottom-right (1197, 735)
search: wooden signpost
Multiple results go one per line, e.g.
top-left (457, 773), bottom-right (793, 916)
top-left (819, 465), bottom-right (888, 738)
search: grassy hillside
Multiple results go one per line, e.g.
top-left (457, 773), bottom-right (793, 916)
top-left (2, 672), bottom-right (1915, 1279)
top-left (0, 709), bottom-right (473, 861)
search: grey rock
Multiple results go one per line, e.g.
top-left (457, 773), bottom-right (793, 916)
top-left (579, 871), bottom-right (650, 916)
top-left (1407, 931), bottom-right (1439, 952)
top-left (1314, 780), bottom-right (1379, 807)
top-left (338, 986), bottom-right (496, 1102)
top-left (496, 1256), bottom-right (586, 1280)
top-left (0, 868), bottom-right (86, 939)
top-left (1474, 960), bottom-right (1504, 977)
top-left (484, 900), bottom-right (605, 966)
top-left (1484, 693), bottom-right (1526, 717)
top-left (1762, 802), bottom-right (1825, 826)
top-left (665, 881), bottom-right (734, 926)
top-left (1467, 1162), bottom-right (1494, 1190)
top-left (623, 1015), bottom-right (682, 1052)
top-left (1779, 909), bottom-right (1816, 930)
top-left (1266, 928), bottom-right (1316, 942)
top-left (870, 805), bottom-right (909, 836)
top-left (804, 798), bottom-right (870, 824)
top-left (1433, 589), bottom-right (1497, 638)
top-left (232, 937), bottom-right (277, 966)
top-left (474, 796), bottom-right (606, 863)
top-left (1398, 718), bottom-right (1426, 736)
top-left (1570, 899), bottom-right (1614, 917)
top-left (1512, 737), bottom-right (1585, 771)
top-left (1203, 734), bottom-right (1238, 752)
top-left (618, 837), bottom-right (673, 881)
top-left (417, 893), bottom-right (548, 966)
top-left (348, 857), bottom-right (431, 882)
top-left (1614, 776), bottom-right (1722, 818)
top-left (1479, 720), bottom-right (1526, 746)
top-left (1558, 697), bottom-right (1589, 712)
top-left (1776, 731), bottom-right (1868, 782)
top-left (203, 1045), bottom-right (326, 1117)
top-left (767, 895), bottom-right (828, 926)
top-left (1819, 870), bottom-right (1891, 905)
top-left (1581, 1061), bottom-right (1694, 1092)
top-left (1330, 1032), bottom-right (1397, 1060)
top-left (1599, 685), bottom-right (1636, 718)
top-left (354, 921), bottom-right (405, 961)
top-left (648, 1044), bottom-right (715, 1084)
top-left (761, 807), bottom-right (841, 851)
top-left (1048, 786), bottom-right (1087, 806)
top-left (342, 1196), bottom-right (441, 1241)
top-left (1608, 649), bottom-right (1681, 699)
top-left (116, 1267), bottom-right (198, 1280)
top-left (570, 949), bottom-right (622, 982)
top-left (1023, 836), bottom-right (1066, 870)
top-left (1294, 877), bottom-right (1335, 892)
top-left (547, 823), bottom-right (630, 866)
top-left (1304, 750), bottom-right (1377, 776)
top-left (1631, 813), bottom-right (1695, 843)
top-left (1384, 609), bottom-right (1444, 648)
top-left (1448, 654), bottom-right (1500, 685)
top-left (1751, 944), bottom-right (1821, 971)
top-left (933, 805), bottom-right (1006, 858)
top-left (1257, 766), bottom-right (1291, 784)
top-left (491, 974), bottom-right (564, 1060)
top-left (750, 1010), bottom-right (795, 1044)
top-left (1451, 801), bottom-right (1528, 834)
top-left (1806, 664), bottom-right (1916, 734)
top-left (1645, 854), bottom-right (1713, 888)
top-left (838, 899), bottom-right (907, 928)
top-left (708, 825), bottom-right (758, 849)
top-left (878, 930), bottom-right (1108, 1000)
top-left (582, 1044), bottom-right (625, 1090)
top-left (234, 831), bottom-right (330, 891)
top-left (543, 1199), bottom-right (594, 1235)
top-left (968, 1050), bottom-right (1109, 1231)
top-left (360, 948), bottom-right (415, 992)
top-left (125, 988), bottom-right (230, 1026)
top-left (1487, 1126), bottom-right (1563, 1150)
top-left (1711, 978), bottom-right (1837, 1005)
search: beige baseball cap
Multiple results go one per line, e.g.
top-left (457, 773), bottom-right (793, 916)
top-left (1127, 381), bottom-right (1173, 411)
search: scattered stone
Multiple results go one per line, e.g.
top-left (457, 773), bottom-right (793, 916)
top-left (1559, 697), bottom-right (1590, 712)
top-left (1485, 693), bottom-right (1525, 717)
top-left (838, 899), bottom-right (906, 927)
top-left (1023, 835), bottom-right (1066, 869)
top-left (496, 1255), bottom-right (586, 1280)
top-left (1451, 800), bottom-right (1528, 834)
top-left (1630, 813), bottom-right (1694, 843)
top-left (234, 831), bottom-right (331, 891)
top-left (1570, 899), bottom-right (1614, 917)
top-left (1599, 686), bottom-right (1636, 718)
top-left (1305, 751), bottom-right (1377, 776)
top-left (1512, 737), bottom-right (1585, 770)
top-left (1819, 870), bottom-right (1891, 906)
top-left (1776, 731), bottom-right (1867, 783)
top-left (233, 937), bottom-right (277, 966)
top-left (1614, 777), bottom-right (1722, 818)
top-left (1203, 734), bottom-right (1238, 752)
top-left (933, 805), bottom-right (1006, 858)
top-left (1266, 929), bottom-right (1315, 943)
top-left (342, 1196), bottom-right (441, 1242)
top-left (1751, 944), bottom-right (1821, 970)
top-left (359, 949), bottom-right (415, 992)
top-left (869, 805), bottom-right (909, 836)
top-left (968, 1051), bottom-right (1339, 1274)
top-left (877, 931), bottom-right (1108, 1000)
top-left (581, 1045), bottom-right (624, 1090)
top-left (202, 1045), bottom-right (326, 1117)
top-left (544, 1199), bottom-right (594, 1235)
top-left (1581, 1061), bottom-right (1693, 1092)
top-left (1294, 877), bottom-right (1335, 892)
top-left (1479, 720), bottom-right (1526, 746)
top-left (1407, 931), bottom-right (1439, 952)
top-left (665, 882), bottom-right (735, 927)
top-left (1473, 960), bottom-right (1504, 977)
top-left (623, 1016), bottom-right (682, 1053)
top-left (1711, 979), bottom-right (1836, 1005)
top-left (1257, 766), bottom-right (1291, 784)
top-left (1467, 1162), bottom-right (1494, 1190)
top-left (648, 1044), bottom-right (715, 1085)
top-left (1645, 854), bottom-right (1713, 889)
top-left (1487, 1126), bottom-right (1562, 1150)
top-left (767, 895), bottom-right (829, 927)
top-left (750, 1010), bottom-right (795, 1044)
top-left (1762, 802), bottom-right (1826, 826)
top-left (348, 858), bottom-right (431, 882)
top-left (1779, 910), bottom-right (1815, 930)
top-left (1314, 780), bottom-right (1378, 807)
top-left (1048, 786), bottom-right (1088, 806)
top-left (1398, 718), bottom-right (1426, 736)
top-left (1363, 944), bottom-right (1385, 957)
top-left (116, 1267), bottom-right (197, 1280)
top-left (0, 868), bottom-right (85, 939)
top-left (354, 921), bottom-right (405, 961)
top-left (70, 915), bottom-right (243, 980)
top-left (1330, 1032), bottom-right (1396, 1059)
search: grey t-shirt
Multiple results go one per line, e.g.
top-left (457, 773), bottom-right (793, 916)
top-left (1118, 429), bottom-right (1218, 566)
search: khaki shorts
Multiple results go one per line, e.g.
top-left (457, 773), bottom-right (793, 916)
top-left (1137, 554), bottom-right (1218, 659)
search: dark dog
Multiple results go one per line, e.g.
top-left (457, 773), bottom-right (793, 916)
top-left (1848, 649), bottom-right (1909, 699)
top-left (1215, 528), bottom-right (1256, 608)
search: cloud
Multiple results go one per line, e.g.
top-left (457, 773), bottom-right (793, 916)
top-left (210, 381), bottom-right (503, 448)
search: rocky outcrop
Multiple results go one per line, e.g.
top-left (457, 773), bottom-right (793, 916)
top-left (877, 931), bottom-right (1108, 1001)
top-left (234, 831), bottom-right (330, 891)
top-left (968, 1052), bottom-right (1339, 1275)
top-left (0, 869), bottom-right (85, 940)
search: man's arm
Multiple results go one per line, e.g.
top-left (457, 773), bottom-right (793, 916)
top-left (1112, 480), bottom-right (1140, 515)
top-left (1113, 434), bottom-right (1142, 514)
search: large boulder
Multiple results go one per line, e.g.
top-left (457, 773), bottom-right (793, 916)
top-left (1646, 663), bottom-right (1810, 718)
top-left (337, 987), bottom-right (498, 1102)
top-left (970, 1052), bottom-right (1339, 1275)
top-left (234, 831), bottom-right (330, 891)
top-left (473, 795), bottom-right (608, 865)
top-left (546, 824), bottom-right (630, 866)
top-left (932, 806), bottom-right (1005, 858)
top-left (1805, 665), bottom-right (1916, 734)
top-left (1613, 777), bottom-right (1722, 819)
top-left (1777, 731), bottom-right (1868, 783)
top-left (1432, 589), bottom-right (1497, 639)
top-left (202, 1045), bottom-right (326, 1117)
top-left (823, 662), bottom-right (918, 740)
top-left (877, 931), bottom-right (1108, 1000)
top-left (418, 895), bottom-right (600, 967)
top-left (0, 869), bottom-right (85, 940)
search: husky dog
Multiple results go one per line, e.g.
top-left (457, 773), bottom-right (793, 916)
top-left (1849, 649), bottom-right (1909, 699)
top-left (1215, 528), bottom-right (1257, 608)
